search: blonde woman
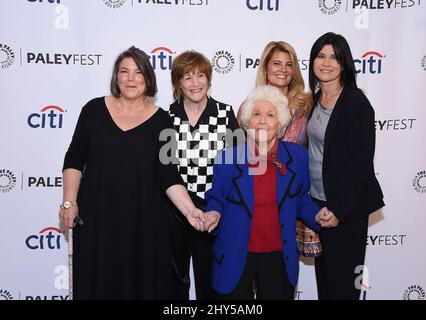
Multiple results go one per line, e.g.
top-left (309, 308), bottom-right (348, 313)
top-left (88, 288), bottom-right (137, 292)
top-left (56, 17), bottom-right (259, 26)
top-left (238, 41), bottom-right (312, 145)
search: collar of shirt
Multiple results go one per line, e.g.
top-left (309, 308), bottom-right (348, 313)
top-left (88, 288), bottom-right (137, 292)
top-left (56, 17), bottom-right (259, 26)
top-left (169, 97), bottom-right (218, 127)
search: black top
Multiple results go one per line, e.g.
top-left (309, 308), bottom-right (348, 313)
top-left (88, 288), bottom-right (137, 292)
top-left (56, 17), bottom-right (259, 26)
top-left (63, 97), bottom-right (184, 299)
top-left (309, 87), bottom-right (384, 222)
top-left (169, 97), bottom-right (240, 208)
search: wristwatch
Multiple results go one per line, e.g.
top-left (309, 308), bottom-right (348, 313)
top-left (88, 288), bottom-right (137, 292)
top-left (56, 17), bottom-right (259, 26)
top-left (60, 200), bottom-right (77, 209)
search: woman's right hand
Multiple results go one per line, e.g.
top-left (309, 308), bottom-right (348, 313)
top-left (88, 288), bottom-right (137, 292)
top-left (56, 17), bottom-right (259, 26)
top-left (59, 206), bottom-right (79, 230)
top-left (204, 211), bottom-right (221, 233)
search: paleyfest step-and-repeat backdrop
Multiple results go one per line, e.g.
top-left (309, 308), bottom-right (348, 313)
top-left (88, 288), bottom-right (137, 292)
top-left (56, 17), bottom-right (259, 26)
top-left (1, 0), bottom-right (425, 300)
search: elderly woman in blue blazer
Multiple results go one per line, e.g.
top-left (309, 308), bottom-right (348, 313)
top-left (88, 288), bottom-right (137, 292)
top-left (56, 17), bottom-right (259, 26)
top-left (204, 85), bottom-right (325, 300)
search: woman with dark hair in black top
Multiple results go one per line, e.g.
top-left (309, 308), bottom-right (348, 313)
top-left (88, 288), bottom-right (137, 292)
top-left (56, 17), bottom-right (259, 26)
top-left (59, 46), bottom-right (206, 299)
top-left (307, 32), bottom-right (384, 300)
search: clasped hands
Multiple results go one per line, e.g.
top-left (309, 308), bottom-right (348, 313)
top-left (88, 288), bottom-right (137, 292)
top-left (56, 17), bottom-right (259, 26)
top-left (315, 207), bottom-right (339, 228)
top-left (186, 207), bottom-right (339, 232)
top-left (185, 208), bottom-right (220, 233)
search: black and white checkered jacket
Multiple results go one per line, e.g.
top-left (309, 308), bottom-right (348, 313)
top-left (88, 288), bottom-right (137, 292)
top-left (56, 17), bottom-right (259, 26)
top-left (169, 97), bottom-right (239, 201)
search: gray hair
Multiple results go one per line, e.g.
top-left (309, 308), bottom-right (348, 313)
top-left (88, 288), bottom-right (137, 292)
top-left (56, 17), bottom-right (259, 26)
top-left (240, 85), bottom-right (291, 139)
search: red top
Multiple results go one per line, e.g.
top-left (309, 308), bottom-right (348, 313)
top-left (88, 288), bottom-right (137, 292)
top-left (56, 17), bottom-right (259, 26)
top-left (248, 142), bottom-right (283, 253)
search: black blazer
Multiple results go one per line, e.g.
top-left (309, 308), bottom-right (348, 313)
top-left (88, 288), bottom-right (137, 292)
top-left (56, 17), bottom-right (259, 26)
top-left (309, 86), bottom-right (384, 223)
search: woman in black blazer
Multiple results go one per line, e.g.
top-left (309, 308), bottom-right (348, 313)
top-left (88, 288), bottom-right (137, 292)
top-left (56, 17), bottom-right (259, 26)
top-left (307, 32), bottom-right (384, 300)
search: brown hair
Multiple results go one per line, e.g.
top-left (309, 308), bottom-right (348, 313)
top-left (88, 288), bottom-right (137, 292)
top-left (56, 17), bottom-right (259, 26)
top-left (171, 50), bottom-right (212, 101)
top-left (110, 46), bottom-right (157, 98)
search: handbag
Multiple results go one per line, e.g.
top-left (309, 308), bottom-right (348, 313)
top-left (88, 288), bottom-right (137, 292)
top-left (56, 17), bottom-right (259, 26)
top-left (296, 219), bottom-right (322, 257)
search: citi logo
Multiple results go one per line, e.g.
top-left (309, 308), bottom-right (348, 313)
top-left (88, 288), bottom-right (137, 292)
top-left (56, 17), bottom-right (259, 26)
top-left (27, 105), bottom-right (65, 128)
top-left (25, 227), bottom-right (63, 250)
top-left (27, 0), bottom-right (61, 3)
top-left (246, 0), bottom-right (280, 11)
top-left (149, 47), bottom-right (175, 70)
top-left (354, 51), bottom-right (384, 74)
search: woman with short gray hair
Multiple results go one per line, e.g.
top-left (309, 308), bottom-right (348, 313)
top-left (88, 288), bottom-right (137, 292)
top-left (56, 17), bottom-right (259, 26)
top-left (204, 85), bottom-right (327, 299)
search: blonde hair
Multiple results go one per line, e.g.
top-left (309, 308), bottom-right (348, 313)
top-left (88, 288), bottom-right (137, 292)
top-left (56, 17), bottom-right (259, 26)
top-left (256, 41), bottom-right (312, 117)
top-left (240, 85), bottom-right (291, 139)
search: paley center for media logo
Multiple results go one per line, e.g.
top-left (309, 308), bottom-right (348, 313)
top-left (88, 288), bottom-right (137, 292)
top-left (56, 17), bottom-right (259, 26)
top-left (25, 226), bottom-right (64, 250)
top-left (0, 289), bottom-right (14, 300)
top-left (366, 234), bottom-right (407, 246)
top-left (352, 0), bottom-right (422, 10)
top-left (318, 0), bottom-right (342, 15)
top-left (211, 50), bottom-right (235, 74)
top-left (0, 170), bottom-right (62, 191)
top-left (103, 0), bottom-right (127, 8)
top-left (246, 0), bottom-right (281, 11)
top-left (375, 118), bottom-right (416, 131)
top-left (403, 285), bottom-right (425, 300)
top-left (28, 105), bottom-right (65, 129)
top-left (138, 0), bottom-right (209, 6)
top-left (25, 51), bottom-right (102, 66)
top-left (413, 170), bottom-right (426, 194)
top-left (0, 44), bottom-right (15, 69)
top-left (0, 169), bottom-right (16, 193)
top-left (243, 56), bottom-right (309, 71)
top-left (319, 0), bottom-right (422, 13)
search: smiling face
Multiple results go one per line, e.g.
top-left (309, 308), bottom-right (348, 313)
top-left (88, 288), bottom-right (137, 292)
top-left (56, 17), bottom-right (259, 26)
top-left (247, 100), bottom-right (281, 149)
top-left (117, 57), bottom-right (146, 100)
top-left (313, 44), bottom-right (343, 85)
top-left (266, 50), bottom-right (293, 93)
top-left (179, 69), bottom-right (209, 105)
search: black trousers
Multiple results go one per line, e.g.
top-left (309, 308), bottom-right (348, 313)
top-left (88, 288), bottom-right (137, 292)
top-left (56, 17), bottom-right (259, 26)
top-left (169, 202), bottom-right (215, 300)
top-left (217, 252), bottom-right (294, 300)
top-left (312, 198), bottom-right (369, 300)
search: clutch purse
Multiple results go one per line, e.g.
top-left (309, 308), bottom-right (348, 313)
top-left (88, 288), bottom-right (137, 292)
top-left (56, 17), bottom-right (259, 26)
top-left (296, 219), bottom-right (322, 257)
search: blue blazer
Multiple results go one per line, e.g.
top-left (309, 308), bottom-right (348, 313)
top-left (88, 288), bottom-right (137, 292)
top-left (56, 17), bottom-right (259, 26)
top-left (205, 141), bottom-right (320, 294)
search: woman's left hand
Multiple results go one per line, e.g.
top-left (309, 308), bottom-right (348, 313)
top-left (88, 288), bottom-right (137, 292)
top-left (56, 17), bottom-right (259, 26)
top-left (186, 208), bottom-right (207, 231)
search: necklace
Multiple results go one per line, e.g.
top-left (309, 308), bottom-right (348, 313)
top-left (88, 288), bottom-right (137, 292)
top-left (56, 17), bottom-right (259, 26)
top-left (320, 86), bottom-right (343, 108)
